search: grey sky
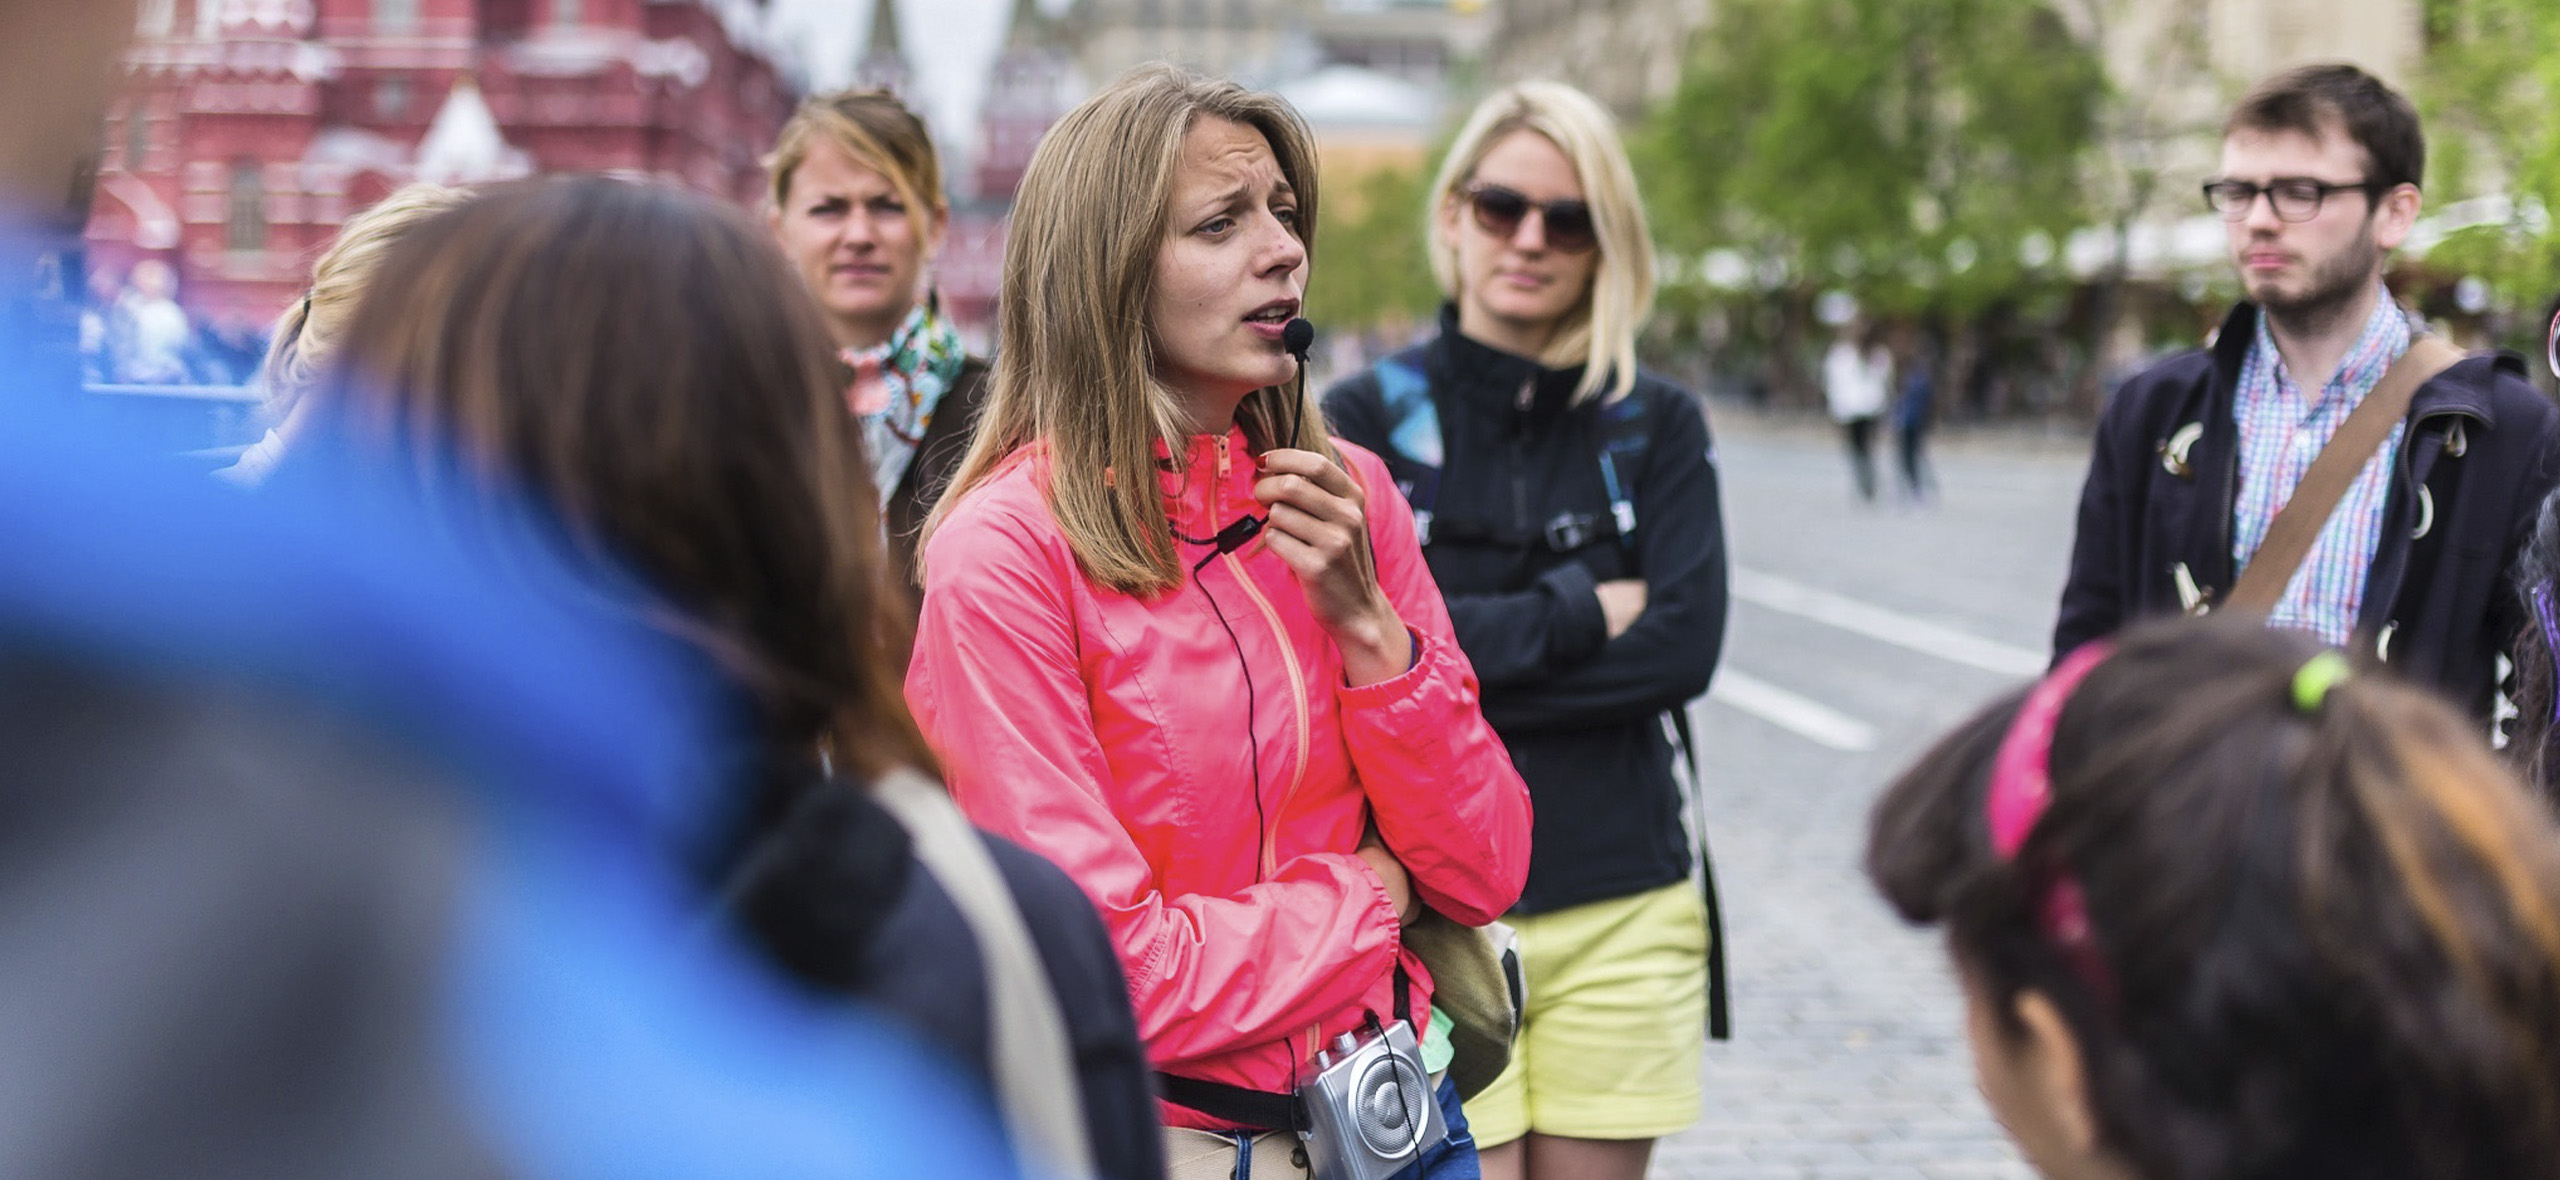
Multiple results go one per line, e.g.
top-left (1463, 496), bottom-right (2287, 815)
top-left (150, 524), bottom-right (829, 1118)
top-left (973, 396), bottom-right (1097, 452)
top-left (767, 0), bottom-right (1073, 145)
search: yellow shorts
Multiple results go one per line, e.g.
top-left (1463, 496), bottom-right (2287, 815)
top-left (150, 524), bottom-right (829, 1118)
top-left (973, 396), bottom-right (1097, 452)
top-left (1464, 879), bottom-right (1708, 1146)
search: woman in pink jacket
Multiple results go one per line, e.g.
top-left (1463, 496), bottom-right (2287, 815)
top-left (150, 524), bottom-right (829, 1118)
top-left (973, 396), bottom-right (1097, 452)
top-left (906, 65), bottom-right (1534, 1178)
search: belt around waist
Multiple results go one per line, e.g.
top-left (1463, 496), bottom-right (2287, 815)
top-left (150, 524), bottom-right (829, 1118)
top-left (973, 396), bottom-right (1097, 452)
top-left (1160, 1069), bottom-right (1449, 1180)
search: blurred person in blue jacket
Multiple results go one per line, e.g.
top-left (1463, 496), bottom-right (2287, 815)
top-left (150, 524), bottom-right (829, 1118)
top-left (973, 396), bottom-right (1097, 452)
top-left (0, 3), bottom-right (1022, 1176)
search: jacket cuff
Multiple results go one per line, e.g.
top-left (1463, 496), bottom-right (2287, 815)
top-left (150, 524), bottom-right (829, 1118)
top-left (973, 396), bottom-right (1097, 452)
top-left (1542, 561), bottom-right (1609, 666)
top-left (1340, 627), bottom-right (1431, 708)
top-left (1356, 851), bottom-right (1407, 936)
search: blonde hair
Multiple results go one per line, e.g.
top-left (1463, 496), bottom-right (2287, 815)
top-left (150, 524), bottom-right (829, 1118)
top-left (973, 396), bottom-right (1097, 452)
top-left (765, 88), bottom-right (947, 221)
top-left (926, 64), bottom-right (1330, 599)
top-left (1426, 81), bottom-right (1654, 404)
top-left (261, 182), bottom-right (467, 415)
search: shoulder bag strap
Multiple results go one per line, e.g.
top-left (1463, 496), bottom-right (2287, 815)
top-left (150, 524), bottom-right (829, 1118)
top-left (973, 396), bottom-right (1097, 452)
top-left (1668, 711), bottom-right (1732, 1041)
top-left (872, 771), bottom-right (1098, 1180)
top-left (2223, 335), bottom-right (2466, 614)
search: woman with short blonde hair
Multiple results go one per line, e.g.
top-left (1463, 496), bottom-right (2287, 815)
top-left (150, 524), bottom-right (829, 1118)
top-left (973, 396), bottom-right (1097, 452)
top-left (1326, 79), bottom-right (1729, 1180)
top-left (913, 64), bottom-right (1532, 1179)
top-left (765, 88), bottom-right (982, 588)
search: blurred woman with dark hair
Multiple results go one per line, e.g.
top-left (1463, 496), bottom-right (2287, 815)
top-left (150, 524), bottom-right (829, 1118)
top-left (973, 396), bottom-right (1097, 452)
top-left (317, 176), bottom-right (1156, 1180)
top-left (1870, 615), bottom-right (2560, 1180)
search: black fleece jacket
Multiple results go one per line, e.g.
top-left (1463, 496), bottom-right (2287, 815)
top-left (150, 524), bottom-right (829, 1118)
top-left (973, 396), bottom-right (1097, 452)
top-left (1325, 315), bottom-right (1729, 913)
top-left (2055, 302), bottom-right (2560, 717)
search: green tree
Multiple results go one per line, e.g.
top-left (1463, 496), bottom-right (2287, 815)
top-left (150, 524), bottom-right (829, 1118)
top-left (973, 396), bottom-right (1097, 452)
top-left (1306, 162), bottom-right (1443, 338)
top-left (2417, 0), bottom-right (2560, 352)
top-left (2061, 0), bottom-right (2221, 405)
top-left (1638, 0), bottom-right (2103, 405)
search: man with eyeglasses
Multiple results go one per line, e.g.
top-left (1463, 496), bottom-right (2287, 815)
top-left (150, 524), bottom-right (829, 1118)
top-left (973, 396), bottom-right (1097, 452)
top-left (2053, 63), bottom-right (2560, 720)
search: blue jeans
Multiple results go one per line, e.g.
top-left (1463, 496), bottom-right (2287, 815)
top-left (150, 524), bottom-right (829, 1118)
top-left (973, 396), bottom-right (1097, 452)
top-left (1389, 1077), bottom-right (1479, 1180)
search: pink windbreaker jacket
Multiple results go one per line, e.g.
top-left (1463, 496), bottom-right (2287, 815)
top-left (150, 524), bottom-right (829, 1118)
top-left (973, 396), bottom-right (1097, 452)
top-left (906, 427), bottom-right (1533, 1129)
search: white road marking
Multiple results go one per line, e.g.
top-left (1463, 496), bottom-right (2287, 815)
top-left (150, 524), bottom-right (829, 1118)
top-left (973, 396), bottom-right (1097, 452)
top-left (1731, 567), bottom-right (2047, 677)
top-left (1707, 670), bottom-right (1878, 752)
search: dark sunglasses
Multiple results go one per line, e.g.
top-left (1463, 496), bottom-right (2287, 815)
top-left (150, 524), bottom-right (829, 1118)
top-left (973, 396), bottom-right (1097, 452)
top-left (1461, 183), bottom-right (1598, 254)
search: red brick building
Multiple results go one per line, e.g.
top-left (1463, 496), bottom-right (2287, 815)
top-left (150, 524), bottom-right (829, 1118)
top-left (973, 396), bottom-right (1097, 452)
top-left (938, 0), bottom-right (1075, 341)
top-left (86, 0), bottom-right (798, 336)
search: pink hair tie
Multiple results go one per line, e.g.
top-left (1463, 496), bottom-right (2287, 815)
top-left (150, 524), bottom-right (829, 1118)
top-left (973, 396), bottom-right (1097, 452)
top-left (1986, 640), bottom-right (2115, 999)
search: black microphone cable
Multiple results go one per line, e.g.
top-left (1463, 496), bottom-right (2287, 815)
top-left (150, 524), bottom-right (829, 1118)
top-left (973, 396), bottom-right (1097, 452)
top-left (1181, 316), bottom-right (1311, 884)
top-left (1178, 532), bottom-right (1273, 885)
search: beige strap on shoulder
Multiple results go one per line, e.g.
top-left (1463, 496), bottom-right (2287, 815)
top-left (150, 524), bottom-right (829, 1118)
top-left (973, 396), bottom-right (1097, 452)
top-left (2223, 335), bottom-right (2466, 614)
top-left (872, 770), bottom-right (1098, 1180)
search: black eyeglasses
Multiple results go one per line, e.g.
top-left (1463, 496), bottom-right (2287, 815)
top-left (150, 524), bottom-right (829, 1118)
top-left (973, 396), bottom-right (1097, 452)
top-left (2202, 177), bottom-right (2387, 222)
top-left (1461, 183), bottom-right (1598, 254)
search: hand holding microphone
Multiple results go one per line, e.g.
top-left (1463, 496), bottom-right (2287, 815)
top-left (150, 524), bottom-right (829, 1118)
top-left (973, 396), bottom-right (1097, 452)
top-left (1183, 317), bottom-right (1321, 558)
top-left (1261, 317), bottom-right (1315, 448)
top-left (1252, 316), bottom-right (1412, 685)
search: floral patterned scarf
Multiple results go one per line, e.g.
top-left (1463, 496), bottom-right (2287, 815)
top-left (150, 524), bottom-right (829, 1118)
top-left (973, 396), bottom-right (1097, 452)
top-left (842, 297), bottom-right (968, 509)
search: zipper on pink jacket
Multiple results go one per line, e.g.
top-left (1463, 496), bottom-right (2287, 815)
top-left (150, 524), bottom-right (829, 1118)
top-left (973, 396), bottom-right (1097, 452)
top-left (1212, 438), bottom-right (1309, 879)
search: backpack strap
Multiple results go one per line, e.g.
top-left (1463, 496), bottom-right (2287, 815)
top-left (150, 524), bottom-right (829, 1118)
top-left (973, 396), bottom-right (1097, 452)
top-left (1368, 352), bottom-right (1657, 560)
top-left (1371, 353), bottom-right (1442, 543)
top-left (1668, 711), bottom-right (1732, 1041)
top-left (1594, 393), bottom-right (1652, 560)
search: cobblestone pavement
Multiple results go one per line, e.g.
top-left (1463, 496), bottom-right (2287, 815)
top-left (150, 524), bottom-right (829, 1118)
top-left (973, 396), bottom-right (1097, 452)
top-left (1647, 411), bottom-right (2092, 1180)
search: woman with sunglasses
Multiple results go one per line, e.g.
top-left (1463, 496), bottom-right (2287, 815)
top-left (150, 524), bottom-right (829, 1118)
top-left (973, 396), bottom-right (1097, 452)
top-left (1324, 80), bottom-right (1728, 1180)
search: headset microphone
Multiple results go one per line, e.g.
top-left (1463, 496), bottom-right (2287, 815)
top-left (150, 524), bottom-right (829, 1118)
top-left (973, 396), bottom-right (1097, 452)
top-left (1282, 316), bottom-right (1315, 363)
top-left (1261, 317), bottom-right (1317, 454)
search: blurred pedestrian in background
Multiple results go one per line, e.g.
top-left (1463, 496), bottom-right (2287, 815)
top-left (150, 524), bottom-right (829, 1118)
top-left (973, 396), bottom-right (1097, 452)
top-left (767, 88), bottom-right (987, 593)
top-left (1823, 320), bottom-right (1891, 503)
top-left (0, 3), bottom-right (1018, 1175)
top-left (1892, 324), bottom-right (1937, 505)
top-left (216, 182), bottom-right (463, 487)
top-left (113, 257), bottom-right (190, 384)
top-left (1870, 615), bottom-right (2560, 1180)
top-left (77, 262), bottom-right (123, 384)
top-left (909, 64), bottom-right (1531, 1180)
top-left (1327, 80), bottom-right (1728, 1180)
top-left (317, 176), bottom-right (1153, 1180)
top-left (2052, 64), bottom-right (2559, 718)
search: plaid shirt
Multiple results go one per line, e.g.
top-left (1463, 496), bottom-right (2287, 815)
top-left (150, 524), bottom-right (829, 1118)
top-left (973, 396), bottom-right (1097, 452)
top-left (2230, 289), bottom-right (2412, 646)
